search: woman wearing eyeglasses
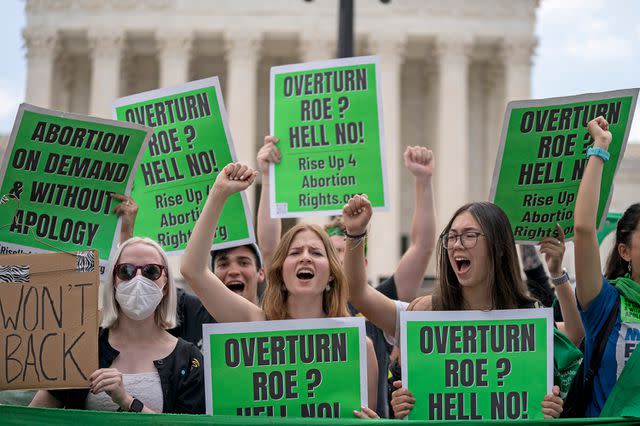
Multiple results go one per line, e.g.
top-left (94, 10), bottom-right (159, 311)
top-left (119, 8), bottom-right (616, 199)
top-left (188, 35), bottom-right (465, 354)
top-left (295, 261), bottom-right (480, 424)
top-left (342, 196), bottom-right (564, 419)
top-left (30, 237), bottom-right (205, 414)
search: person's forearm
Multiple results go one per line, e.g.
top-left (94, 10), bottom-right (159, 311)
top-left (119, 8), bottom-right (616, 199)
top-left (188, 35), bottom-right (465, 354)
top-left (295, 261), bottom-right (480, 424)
top-left (256, 174), bottom-right (281, 269)
top-left (573, 154), bottom-right (606, 307)
top-left (182, 187), bottom-right (228, 280)
top-left (344, 237), bottom-right (368, 303)
top-left (394, 176), bottom-right (435, 301)
top-left (411, 176), bottom-right (435, 249)
top-left (554, 282), bottom-right (585, 346)
top-left (119, 222), bottom-right (134, 244)
top-left (574, 155), bottom-right (604, 235)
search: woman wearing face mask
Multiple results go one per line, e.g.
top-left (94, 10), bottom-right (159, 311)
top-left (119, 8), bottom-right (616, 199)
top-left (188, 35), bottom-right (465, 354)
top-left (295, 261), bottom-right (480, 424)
top-left (30, 237), bottom-right (205, 414)
top-left (342, 195), bottom-right (564, 419)
top-left (181, 163), bottom-right (379, 418)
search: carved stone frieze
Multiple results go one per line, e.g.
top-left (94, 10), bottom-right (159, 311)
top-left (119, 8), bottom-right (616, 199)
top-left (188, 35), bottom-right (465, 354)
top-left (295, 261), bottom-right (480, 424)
top-left (27, 0), bottom-right (172, 13)
top-left (22, 28), bottom-right (59, 60)
top-left (500, 38), bottom-right (538, 66)
top-left (88, 30), bottom-right (125, 60)
top-left (157, 32), bottom-right (194, 56)
top-left (224, 32), bottom-right (262, 63)
top-left (435, 36), bottom-right (473, 65)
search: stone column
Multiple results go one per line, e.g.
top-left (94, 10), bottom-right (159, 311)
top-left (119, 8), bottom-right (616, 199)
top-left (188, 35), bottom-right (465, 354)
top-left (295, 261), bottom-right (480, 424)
top-left (52, 54), bottom-right (73, 112)
top-left (224, 32), bottom-right (261, 204)
top-left (367, 34), bottom-right (406, 283)
top-left (89, 30), bottom-right (124, 118)
top-left (435, 36), bottom-right (471, 230)
top-left (502, 38), bottom-right (536, 103)
top-left (23, 28), bottom-right (59, 108)
top-left (489, 38), bottom-right (534, 194)
top-left (157, 32), bottom-right (193, 88)
top-left (484, 63), bottom-right (504, 190)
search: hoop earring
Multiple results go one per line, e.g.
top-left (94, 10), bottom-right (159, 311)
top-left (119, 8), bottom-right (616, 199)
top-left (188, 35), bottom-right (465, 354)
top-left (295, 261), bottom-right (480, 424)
top-left (630, 260), bottom-right (633, 273)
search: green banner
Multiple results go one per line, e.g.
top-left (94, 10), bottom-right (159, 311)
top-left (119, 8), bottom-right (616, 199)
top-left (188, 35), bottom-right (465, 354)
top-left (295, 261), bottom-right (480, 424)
top-left (490, 89), bottom-right (638, 243)
top-left (2, 406), bottom-right (639, 426)
top-left (113, 77), bottom-right (254, 254)
top-left (401, 309), bottom-right (553, 421)
top-left (269, 56), bottom-right (388, 218)
top-left (203, 318), bottom-right (367, 418)
top-left (0, 104), bottom-right (151, 275)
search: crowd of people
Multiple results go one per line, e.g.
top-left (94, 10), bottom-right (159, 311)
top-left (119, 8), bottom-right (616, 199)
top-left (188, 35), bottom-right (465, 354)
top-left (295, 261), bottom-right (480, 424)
top-left (12, 116), bottom-right (639, 419)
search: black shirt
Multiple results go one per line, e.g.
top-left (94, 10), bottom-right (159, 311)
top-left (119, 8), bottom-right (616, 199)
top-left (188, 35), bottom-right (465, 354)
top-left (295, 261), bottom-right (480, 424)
top-left (169, 288), bottom-right (216, 350)
top-left (348, 275), bottom-right (397, 418)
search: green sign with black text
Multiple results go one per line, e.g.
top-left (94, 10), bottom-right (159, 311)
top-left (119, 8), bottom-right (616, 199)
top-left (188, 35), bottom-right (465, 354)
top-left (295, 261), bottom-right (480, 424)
top-left (113, 77), bottom-right (255, 254)
top-left (203, 318), bottom-right (367, 418)
top-left (490, 89), bottom-right (638, 243)
top-left (269, 56), bottom-right (388, 218)
top-left (401, 309), bottom-right (553, 421)
top-left (0, 104), bottom-right (151, 275)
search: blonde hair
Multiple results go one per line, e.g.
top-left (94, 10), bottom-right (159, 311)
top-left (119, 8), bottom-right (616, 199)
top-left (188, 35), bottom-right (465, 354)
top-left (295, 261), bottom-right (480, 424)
top-left (262, 223), bottom-right (349, 320)
top-left (101, 237), bottom-right (177, 329)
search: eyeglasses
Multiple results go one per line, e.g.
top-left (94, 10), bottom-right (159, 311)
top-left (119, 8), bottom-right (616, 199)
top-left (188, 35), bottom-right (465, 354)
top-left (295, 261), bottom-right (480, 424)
top-left (114, 263), bottom-right (165, 281)
top-left (441, 232), bottom-right (485, 250)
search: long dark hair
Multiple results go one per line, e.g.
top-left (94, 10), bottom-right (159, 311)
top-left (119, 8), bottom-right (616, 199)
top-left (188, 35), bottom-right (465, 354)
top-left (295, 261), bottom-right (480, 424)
top-left (605, 203), bottom-right (640, 280)
top-left (432, 202), bottom-right (535, 311)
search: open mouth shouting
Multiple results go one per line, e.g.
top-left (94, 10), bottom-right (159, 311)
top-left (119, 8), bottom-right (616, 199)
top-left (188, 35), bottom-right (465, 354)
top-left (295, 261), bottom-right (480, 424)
top-left (225, 281), bottom-right (246, 293)
top-left (296, 268), bottom-right (315, 282)
top-left (454, 256), bottom-right (471, 275)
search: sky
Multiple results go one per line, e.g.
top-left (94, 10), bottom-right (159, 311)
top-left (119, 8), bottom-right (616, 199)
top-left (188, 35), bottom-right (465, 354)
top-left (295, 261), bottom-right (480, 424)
top-left (0, 0), bottom-right (639, 140)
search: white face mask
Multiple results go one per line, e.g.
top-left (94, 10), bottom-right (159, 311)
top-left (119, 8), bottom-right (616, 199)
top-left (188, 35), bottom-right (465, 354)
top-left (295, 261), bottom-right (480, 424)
top-left (115, 275), bottom-right (164, 321)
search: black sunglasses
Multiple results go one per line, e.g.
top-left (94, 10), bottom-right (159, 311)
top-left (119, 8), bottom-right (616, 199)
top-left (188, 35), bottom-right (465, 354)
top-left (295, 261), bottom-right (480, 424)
top-left (114, 263), bottom-right (165, 281)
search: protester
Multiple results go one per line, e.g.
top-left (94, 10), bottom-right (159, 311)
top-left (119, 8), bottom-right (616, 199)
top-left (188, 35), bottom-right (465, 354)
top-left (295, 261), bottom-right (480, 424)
top-left (520, 226), bottom-right (585, 346)
top-left (573, 116), bottom-right (640, 417)
top-left (170, 243), bottom-right (265, 349)
top-left (257, 136), bottom-right (436, 417)
top-left (342, 195), bottom-right (564, 419)
top-left (257, 136), bottom-right (435, 301)
top-left (111, 194), bottom-right (265, 350)
top-left (29, 237), bottom-right (205, 413)
top-left (180, 162), bottom-right (379, 416)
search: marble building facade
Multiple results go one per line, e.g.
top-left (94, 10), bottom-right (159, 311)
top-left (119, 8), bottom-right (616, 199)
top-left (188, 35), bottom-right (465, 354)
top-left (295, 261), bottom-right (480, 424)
top-left (15, 0), bottom-right (637, 282)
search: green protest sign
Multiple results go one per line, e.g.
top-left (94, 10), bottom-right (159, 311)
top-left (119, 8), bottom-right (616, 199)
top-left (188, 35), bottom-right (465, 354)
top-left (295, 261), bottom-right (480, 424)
top-left (203, 318), bottom-right (367, 418)
top-left (113, 77), bottom-right (254, 254)
top-left (401, 309), bottom-right (553, 421)
top-left (269, 56), bottom-right (388, 218)
top-left (0, 104), bottom-right (151, 275)
top-left (490, 89), bottom-right (638, 243)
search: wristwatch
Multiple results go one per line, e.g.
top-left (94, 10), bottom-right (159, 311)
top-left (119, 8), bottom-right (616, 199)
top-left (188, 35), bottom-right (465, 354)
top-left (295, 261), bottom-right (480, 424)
top-left (551, 269), bottom-right (570, 286)
top-left (129, 397), bottom-right (144, 412)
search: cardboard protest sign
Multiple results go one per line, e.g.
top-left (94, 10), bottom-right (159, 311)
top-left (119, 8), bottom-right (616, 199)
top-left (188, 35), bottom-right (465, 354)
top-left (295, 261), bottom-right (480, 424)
top-left (203, 317), bottom-right (367, 418)
top-left (490, 89), bottom-right (638, 243)
top-left (269, 56), bottom-right (388, 218)
top-left (0, 251), bottom-right (99, 390)
top-left (114, 77), bottom-right (255, 254)
top-left (0, 104), bottom-right (151, 275)
top-left (401, 309), bottom-right (553, 421)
